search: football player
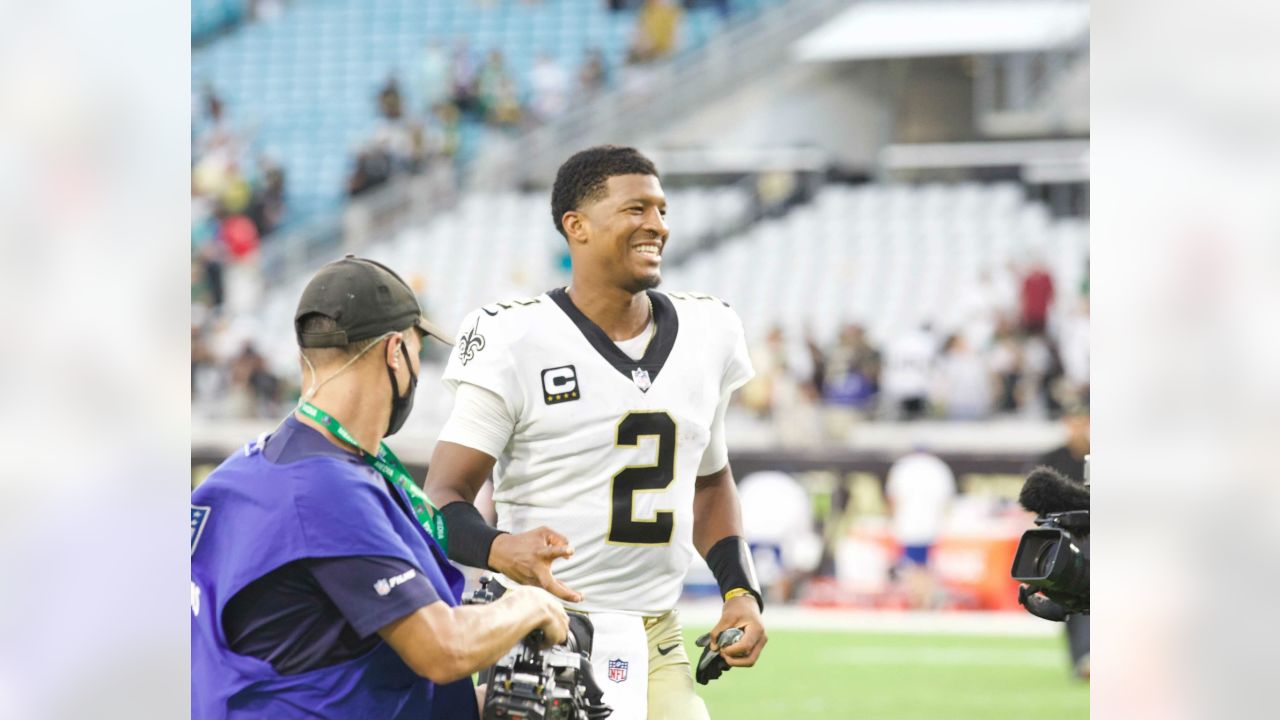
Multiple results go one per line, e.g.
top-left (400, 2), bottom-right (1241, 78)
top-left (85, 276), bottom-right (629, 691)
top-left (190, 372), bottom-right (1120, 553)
top-left (424, 145), bottom-right (766, 719)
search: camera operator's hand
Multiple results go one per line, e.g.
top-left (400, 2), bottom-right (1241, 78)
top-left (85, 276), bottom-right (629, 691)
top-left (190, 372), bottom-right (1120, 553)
top-left (708, 594), bottom-right (768, 668)
top-left (489, 527), bottom-right (584, 603)
top-left (504, 585), bottom-right (570, 646)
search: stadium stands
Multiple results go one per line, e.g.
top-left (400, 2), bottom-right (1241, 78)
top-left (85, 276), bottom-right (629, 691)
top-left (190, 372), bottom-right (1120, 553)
top-left (662, 182), bottom-right (1088, 346)
top-left (191, 0), bottom-right (770, 229)
top-left (192, 0), bottom-right (247, 44)
top-left (219, 180), bottom-right (1083, 384)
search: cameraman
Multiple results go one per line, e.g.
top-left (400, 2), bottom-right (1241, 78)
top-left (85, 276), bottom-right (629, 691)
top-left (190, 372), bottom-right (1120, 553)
top-left (1030, 404), bottom-right (1090, 679)
top-left (192, 256), bottom-right (569, 720)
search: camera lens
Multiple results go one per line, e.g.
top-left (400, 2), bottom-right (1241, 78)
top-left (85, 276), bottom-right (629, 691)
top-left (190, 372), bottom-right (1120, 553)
top-left (1035, 540), bottom-right (1058, 576)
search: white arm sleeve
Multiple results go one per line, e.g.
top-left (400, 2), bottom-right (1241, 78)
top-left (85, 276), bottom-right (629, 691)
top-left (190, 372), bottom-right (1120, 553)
top-left (697, 393), bottom-right (731, 476)
top-left (436, 382), bottom-right (516, 461)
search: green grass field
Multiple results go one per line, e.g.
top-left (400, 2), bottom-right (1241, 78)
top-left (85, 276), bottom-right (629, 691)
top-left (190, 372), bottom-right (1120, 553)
top-left (683, 629), bottom-right (1088, 720)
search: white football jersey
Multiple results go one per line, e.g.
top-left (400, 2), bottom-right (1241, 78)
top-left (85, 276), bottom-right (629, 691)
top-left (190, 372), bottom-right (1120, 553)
top-left (441, 288), bottom-right (754, 615)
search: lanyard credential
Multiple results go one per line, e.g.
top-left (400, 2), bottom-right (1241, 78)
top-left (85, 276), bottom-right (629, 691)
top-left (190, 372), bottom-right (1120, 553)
top-left (298, 402), bottom-right (447, 551)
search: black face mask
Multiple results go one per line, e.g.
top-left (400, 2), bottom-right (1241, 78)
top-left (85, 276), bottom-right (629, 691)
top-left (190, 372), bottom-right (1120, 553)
top-left (385, 339), bottom-right (418, 437)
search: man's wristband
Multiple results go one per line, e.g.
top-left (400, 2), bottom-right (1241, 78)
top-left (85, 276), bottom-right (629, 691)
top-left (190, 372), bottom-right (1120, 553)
top-left (705, 536), bottom-right (764, 612)
top-left (439, 501), bottom-right (506, 570)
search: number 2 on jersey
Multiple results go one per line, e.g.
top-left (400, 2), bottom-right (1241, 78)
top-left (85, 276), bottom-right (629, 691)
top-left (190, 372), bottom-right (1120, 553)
top-left (607, 411), bottom-right (675, 545)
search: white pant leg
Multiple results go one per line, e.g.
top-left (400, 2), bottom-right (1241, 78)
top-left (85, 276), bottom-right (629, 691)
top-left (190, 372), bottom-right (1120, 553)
top-left (587, 612), bottom-right (649, 720)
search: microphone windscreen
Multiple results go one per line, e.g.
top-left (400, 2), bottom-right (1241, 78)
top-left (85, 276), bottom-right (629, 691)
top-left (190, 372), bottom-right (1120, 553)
top-left (1019, 465), bottom-right (1091, 514)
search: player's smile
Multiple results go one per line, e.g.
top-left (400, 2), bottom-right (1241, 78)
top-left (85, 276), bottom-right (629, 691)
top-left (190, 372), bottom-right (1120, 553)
top-left (632, 238), bottom-right (663, 264)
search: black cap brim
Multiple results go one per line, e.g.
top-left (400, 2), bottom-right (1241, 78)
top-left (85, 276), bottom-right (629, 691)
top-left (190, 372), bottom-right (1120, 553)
top-left (416, 316), bottom-right (454, 346)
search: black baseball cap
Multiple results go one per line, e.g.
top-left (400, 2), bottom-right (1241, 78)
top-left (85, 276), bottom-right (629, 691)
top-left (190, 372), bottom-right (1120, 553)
top-left (295, 254), bottom-right (452, 348)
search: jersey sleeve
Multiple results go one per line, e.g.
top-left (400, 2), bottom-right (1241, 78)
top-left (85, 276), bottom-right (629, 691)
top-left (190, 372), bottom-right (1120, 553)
top-left (307, 555), bottom-right (441, 638)
top-left (436, 382), bottom-right (516, 460)
top-left (441, 309), bottom-right (524, 420)
top-left (697, 393), bottom-right (731, 476)
top-left (721, 306), bottom-right (755, 398)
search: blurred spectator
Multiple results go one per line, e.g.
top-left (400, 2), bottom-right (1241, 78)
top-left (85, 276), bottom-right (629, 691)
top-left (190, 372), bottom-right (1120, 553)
top-left (192, 244), bottom-right (226, 312)
top-left (932, 334), bottom-right (993, 420)
top-left (1059, 295), bottom-right (1090, 404)
top-left (477, 51), bottom-right (521, 126)
top-left (989, 318), bottom-right (1024, 413)
top-left (741, 326), bottom-right (787, 416)
top-left (197, 87), bottom-right (239, 158)
top-left (218, 210), bottom-right (260, 261)
top-left (1019, 258), bottom-right (1055, 336)
top-left (347, 143), bottom-right (394, 197)
top-left (450, 42), bottom-right (480, 114)
top-left (192, 324), bottom-right (225, 405)
top-left (627, 0), bottom-right (683, 64)
top-left (1020, 333), bottom-right (1064, 418)
top-left (247, 155), bottom-right (286, 236)
top-left (418, 40), bottom-right (450, 111)
top-left (530, 53), bottom-right (571, 122)
top-left (493, 76), bottom-right (524, 127)
top-left (430, 103), bottom-right (462, 159)
top-left (377, 74), bottom-right (404, 121)
top-left (578, 48), bottom-right (608, 99)
top-left (885, 448), bottom-right (956, 609)
top-left (881, 325), bottom-right (936, 420)
top-left (229, 341), bottom-right (284, 418)
top-left (820, 324), bottom-right (879, 414)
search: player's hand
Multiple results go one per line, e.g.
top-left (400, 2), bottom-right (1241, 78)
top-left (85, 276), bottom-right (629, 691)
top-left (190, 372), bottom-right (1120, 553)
top-left (489, 527), bottom-right (583, 603)
top-left (709, 594), bottom-right (767, 667)
top-left (506, 585), bottom-right (570, 646)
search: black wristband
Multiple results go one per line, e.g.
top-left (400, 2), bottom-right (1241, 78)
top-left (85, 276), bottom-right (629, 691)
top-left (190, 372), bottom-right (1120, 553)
top-left (439, 501), bottom-right (506, 570)
top-left (704, 535), bottom-right (763, 612)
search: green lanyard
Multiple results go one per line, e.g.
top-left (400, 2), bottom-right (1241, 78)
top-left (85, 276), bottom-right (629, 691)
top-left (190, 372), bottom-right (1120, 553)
top-left (298, 402), bottom-right (447, 551)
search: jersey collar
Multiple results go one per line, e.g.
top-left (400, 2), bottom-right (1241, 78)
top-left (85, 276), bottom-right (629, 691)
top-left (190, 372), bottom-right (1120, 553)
top-left (548, 287), bottom-right (679, 387)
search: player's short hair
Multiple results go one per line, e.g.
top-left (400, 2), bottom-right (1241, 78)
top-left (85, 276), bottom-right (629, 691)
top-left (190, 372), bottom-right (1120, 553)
top-left (550, 145), bottom-right (659, 239)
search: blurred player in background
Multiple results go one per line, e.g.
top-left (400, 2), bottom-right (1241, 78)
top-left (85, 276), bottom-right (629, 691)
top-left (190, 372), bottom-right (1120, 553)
top-left (425, 145), bottom-right (766, 719)
top-left (885, 445), bottom-right (957, 608)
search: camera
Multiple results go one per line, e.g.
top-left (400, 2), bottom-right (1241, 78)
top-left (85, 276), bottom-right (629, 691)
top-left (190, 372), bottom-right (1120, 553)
top-left (1011, 464), bottom-right (1090, 620)
top-left (464, 578), bottom-right (611, 720)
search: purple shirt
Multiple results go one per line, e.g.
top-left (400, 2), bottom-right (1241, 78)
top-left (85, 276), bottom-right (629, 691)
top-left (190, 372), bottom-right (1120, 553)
top-left (221, 417), bottom-right (440, 675)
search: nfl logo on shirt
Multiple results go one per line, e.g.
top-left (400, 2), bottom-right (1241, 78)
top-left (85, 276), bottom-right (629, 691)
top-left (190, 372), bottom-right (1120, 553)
top-left (631, 368), bottom-right (651, 392)
top-left (607, 658), bottom-right (629, 683)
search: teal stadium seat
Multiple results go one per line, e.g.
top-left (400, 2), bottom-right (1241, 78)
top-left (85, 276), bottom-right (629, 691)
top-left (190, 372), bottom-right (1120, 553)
top-left (193, 0), bottom-right (783, 233)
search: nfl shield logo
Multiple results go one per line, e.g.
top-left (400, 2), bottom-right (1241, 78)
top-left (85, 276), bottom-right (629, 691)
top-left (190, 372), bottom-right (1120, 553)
top-left (191, 506), bottom-right (211, 554)
top-left (607, 658), bottom-right (628, 683)
top-left (631, 368), bottom-right (651, 392)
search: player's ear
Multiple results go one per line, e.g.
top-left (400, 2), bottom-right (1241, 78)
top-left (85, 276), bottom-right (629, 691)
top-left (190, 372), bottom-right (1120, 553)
top-left (562, 210), bottom-right (588, 245)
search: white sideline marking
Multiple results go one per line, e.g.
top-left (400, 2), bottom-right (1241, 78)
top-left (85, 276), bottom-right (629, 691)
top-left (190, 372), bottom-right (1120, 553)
top-left (674, 602), bottom-right (1060, 637)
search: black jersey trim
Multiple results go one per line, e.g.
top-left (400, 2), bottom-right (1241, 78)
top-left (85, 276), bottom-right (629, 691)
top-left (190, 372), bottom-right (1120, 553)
top-left (548, 287), bottom-right (679, 386)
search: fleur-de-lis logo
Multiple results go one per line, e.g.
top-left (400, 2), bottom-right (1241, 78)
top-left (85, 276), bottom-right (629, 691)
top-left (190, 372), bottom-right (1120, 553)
top-left (458, 316), bottom-right (487, 366)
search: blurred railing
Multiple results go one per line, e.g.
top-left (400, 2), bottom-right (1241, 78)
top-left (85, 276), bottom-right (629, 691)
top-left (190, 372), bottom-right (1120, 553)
top-left (258, 164), bottom-right (458, 286)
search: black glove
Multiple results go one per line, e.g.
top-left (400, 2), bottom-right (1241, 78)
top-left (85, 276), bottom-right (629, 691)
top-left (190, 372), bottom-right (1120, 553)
top-left (1018, 584), bottom-right (1069, 622)
top-left (694, 628), bottom-right (743, 685)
